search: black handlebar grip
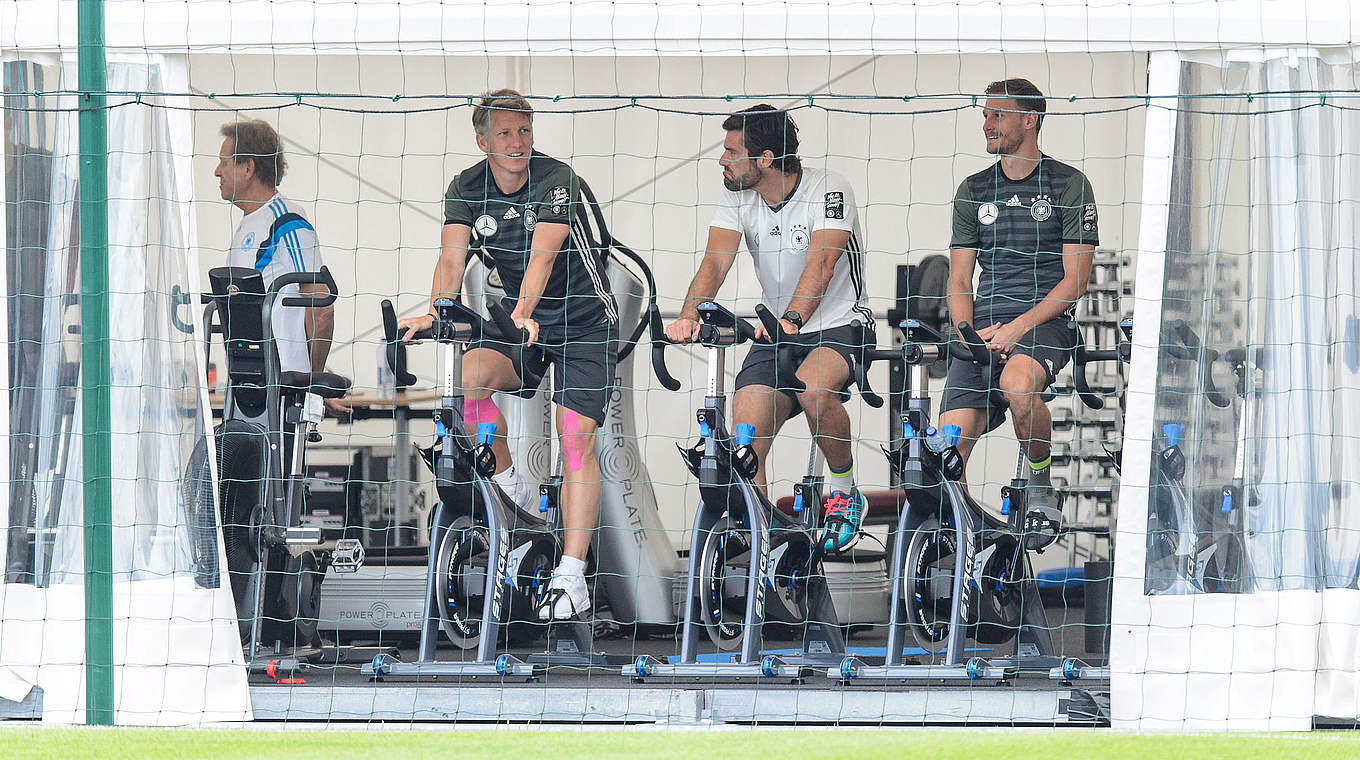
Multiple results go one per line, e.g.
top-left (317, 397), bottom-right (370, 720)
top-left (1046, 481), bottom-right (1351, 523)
top-left (1202, 361), bottom-right (1233, 408)
top-left (753, 303), bottom-right (788, 342)
top-left (1165, 320), bottom-right (1197, 361)
top-left (169, 285), bottom-right (195, 335)
top-left (278, 266), bottom-right (340, 307)
top-left (485, 301), bottom-right (529, 345)
top-left (381, 299), bottom-right (400, 343)
top-left (1071, 347), bottom-right (1107, 411)
top-left (379, 300), bottom-right (419, 388)
top-left (955, 321), bottom-right (993, 364)
top-left (754, 304), bottom-right (807, 393)
top-left (647, 305), bottom-right (682, 392)
top-left (853, 356), bottom-right (885, 409)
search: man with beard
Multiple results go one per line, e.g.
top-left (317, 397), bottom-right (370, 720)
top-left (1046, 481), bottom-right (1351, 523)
top-left (941, 78), bottom-right (1099, 547)
top-left (665, 105), bottom-right (873, 553)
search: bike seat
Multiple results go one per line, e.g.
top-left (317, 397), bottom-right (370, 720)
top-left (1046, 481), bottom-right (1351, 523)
top-left (279, 371), bottom-right (351, 399)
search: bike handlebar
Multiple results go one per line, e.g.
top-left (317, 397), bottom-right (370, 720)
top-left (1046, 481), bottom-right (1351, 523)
top-left (649, 301), bottom-right (808, 394)
top-left (647, 304), bottom-right (683, 392)
top-left (169, 285), bottom-right (195, 335)
top-left (1166, 319), bottom-right (1231, 409)
top-left (275, 266), bottom-right (339, 307)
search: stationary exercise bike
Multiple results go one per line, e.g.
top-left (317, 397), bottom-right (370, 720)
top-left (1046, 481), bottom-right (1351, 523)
top-left (364, 297), bottom-right (624, 679)
top-left (628, 301), bottom-right (847, 680)
top-left (836, 318), bottom-right (1125, 682)
top-left (1145, 320), bottom-right (1248, 594)
top-left (202, 265), bottom-right (365, 674)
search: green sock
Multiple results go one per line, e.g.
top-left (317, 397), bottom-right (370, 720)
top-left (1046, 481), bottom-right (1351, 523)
top-left (1028, 455), bottom-right (1051, 487)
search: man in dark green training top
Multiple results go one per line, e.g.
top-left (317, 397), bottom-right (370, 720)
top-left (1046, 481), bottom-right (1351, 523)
top-left (941, 77), bottom-right (1097, 548)
top-left (398, 89), bottom-right (618, 620)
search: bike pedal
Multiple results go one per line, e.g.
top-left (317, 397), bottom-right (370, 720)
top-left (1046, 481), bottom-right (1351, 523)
top-left (330, 538), bottom-right (365, 574)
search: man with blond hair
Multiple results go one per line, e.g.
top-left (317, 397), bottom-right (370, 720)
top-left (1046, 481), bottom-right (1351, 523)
top-left (399, 90), bottom-right (617, 621)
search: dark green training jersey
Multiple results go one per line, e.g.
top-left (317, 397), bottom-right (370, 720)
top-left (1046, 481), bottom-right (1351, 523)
top-left (950, 155), bottom-right (1098, 324)
top-left (444, 152), bottom-right (616, 332)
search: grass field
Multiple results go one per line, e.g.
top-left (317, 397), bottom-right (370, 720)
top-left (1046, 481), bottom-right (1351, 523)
top-left (2, 727), bottom-right (1359, 760)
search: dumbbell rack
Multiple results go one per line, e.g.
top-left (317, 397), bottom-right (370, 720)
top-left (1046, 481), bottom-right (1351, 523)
top-left (1048, 248), bottom-right (1130, 569)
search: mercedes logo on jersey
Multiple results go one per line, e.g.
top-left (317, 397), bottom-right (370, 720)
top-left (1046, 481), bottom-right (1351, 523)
top-left (474, 214), bottom-right (498, 237)
top-left (977, 202), bottom-right (999, 226)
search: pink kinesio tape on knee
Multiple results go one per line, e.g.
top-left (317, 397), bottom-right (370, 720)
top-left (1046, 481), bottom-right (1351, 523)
top-left (463, 397), bottom-right (499, 428)
top-left (561, 409), bottom-right (588, 473)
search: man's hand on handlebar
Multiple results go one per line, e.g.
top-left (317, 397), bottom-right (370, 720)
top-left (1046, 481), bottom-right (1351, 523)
top-left (753, 317), bottom-right (800, 343)
top-left (323, 397), bottom-right (353, 418)
top-left (979, 320), bottom-right (1026, 359)
top-left (396, 312), bottom-right (436, 343)
top-left (664, 316), bottom-right (702, 344)
top-left (511, 309), bottom-right (540, 346)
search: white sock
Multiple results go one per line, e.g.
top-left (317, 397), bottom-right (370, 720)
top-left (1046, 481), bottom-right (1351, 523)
top-left (828, 462), bottom-right (855, 495)
top-left (556, 554), bottom-right (587, 579)
top-left (491, 465), bottom-right (519, 495)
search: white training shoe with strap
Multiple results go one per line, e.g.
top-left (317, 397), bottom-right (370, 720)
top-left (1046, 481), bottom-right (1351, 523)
top-left (537, 571), bottom-right (591, 621)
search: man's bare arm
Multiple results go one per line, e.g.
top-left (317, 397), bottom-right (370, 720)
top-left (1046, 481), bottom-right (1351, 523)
top-left (947, 247), bottom-right (978, 329)
top-left (1010, 243), bottom-right (1095, 331)
top-left (509, 222), bottom-right (571, 319)
top-left (429, 223), bottom-right (474, 310)
top-left (676, 226), bottom-right (742, 320)
top-left (300, 283), bottom-right (334, 373)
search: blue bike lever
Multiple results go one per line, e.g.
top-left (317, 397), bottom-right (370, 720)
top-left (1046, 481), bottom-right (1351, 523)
top-left (476, 422), bottom-right (497, 446)
top-left (735, 423), bottom-right (755, 447)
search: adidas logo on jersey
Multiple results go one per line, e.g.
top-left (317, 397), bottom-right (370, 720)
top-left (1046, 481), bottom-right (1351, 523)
top-left (769, 224), bottom-right (781, 236)
top-left (502, 207), bottom-right (521, 220)
top-left (1006, 194), bottom-right (1022, 207)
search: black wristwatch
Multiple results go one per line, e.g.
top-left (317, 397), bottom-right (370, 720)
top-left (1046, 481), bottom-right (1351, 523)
top-left (782, 310), bottom-right (805, 329)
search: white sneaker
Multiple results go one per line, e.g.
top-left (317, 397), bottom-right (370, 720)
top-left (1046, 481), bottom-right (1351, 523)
top-left (537, 572), bottom-right (591, 621)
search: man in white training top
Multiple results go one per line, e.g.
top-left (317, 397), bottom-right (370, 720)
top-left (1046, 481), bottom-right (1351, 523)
top-left (665, 105), bottom-right (873, 552)
top-left (214, 118), bottom-right (347, 416)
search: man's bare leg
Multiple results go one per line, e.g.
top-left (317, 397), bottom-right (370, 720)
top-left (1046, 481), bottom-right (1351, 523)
top-left (541, 405), bottom-right (603, 620)
top-left (461, 347), bottom-right (530, 505)
top-left (998, 353), bottom-right (1062, 548)
top-left (731, 385), bottom-right (796, 492)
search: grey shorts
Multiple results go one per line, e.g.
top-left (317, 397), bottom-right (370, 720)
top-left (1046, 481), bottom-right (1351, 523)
top-left (734, 323), bottom-right (861, 416)
top-left (939, 317), bottom-right (1078, 433)
top-left (478, 320), bottom-right (619, 426)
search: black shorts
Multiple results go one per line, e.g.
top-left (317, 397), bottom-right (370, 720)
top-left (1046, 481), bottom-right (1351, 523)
top-left (734, 323), bottom-right (862, 416)
top-left (478, 320), bottom-right (618, 426)
top-left (939, 317), bottom-right (1078, 433)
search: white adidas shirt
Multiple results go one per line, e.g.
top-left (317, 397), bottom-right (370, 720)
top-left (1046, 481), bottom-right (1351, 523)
top-left (710, 167), bottom-right (870, 334)
top-left (226, 194), bottom-right (322, 374)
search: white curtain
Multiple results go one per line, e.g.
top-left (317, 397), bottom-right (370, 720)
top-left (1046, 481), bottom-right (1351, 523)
top-left (0, 52), bottom-right (249, 724)
top-left (1114, 48), bottom-right (1360, 729)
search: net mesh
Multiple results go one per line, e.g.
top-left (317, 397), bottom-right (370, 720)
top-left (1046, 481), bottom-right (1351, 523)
top-left (0, 1), bottom-right (1357, 731)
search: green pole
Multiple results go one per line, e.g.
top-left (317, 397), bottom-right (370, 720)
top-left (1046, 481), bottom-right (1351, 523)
top-left (77, 0), bottom-right (114, 726)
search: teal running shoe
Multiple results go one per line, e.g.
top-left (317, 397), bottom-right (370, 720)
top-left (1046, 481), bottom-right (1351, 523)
top-left (820, 488), bottom-right (866, 553)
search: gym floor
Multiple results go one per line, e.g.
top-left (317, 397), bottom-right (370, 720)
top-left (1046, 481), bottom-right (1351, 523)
top-left (260, 596), bottom-right (1103, 690)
